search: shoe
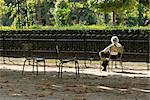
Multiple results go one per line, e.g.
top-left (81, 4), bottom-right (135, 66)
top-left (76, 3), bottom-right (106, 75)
top-left (102, 68), bottom-right (107, 71)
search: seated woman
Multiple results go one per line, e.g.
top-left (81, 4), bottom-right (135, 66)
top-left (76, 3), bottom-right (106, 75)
top-left (100, 36), bottom-right (123, 71)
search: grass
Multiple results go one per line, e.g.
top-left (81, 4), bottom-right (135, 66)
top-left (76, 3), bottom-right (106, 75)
top-left (0, 25), bottom-right (150, 30)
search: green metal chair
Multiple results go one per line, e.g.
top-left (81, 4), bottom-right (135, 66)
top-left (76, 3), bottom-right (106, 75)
top-left (22, 43), bottom-right (46, 75)
top-left (56, 45), bottom-right (79, 78)
top-left (99, 46), bottom-right (124, 72)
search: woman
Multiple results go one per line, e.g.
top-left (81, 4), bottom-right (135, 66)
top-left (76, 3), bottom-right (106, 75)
top-left (100, 36), bottom-right (123, 71)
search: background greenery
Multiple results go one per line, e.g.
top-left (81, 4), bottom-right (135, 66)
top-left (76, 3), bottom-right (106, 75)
top-left (0, 0), bottom-right (150, 29)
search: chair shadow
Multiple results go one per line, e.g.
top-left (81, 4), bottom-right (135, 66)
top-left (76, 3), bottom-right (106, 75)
top-left (0, 69), bottom-right (149, 92)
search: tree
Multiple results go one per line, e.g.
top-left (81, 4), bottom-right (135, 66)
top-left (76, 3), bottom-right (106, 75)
top-left (26, 0), bottom-right (36, 26)
top-left (1, 0), bottom-right (149, 27)
top-left (138, 0), bottom-right (150, 26)
top-left (40, 0), bottom-right (55, 25)
top-left (0, 0), bottom-right (8, 26)
top-left (35, 0), bottom-right (42, 25)
top-left (87, 0), bottom-right (137, 25)
top-left (139, 0), bottom-right (150, 8)
top-left (54, 0), bottom-right (72, 26)
top-left (10, 0), bottom-right (29, 28)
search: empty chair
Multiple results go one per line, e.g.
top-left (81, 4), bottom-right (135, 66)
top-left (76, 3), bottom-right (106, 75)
top-left (56, 45), bottom-right (79, 78)
top-left (22, 43), bottom-right (34, 74)
top-left (33, 56), bottom-right (46, 75)
top-left (22, 43), bottom-right (46, 75)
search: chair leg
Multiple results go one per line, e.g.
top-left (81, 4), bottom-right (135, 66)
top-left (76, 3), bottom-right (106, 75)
top-left (146, 62), bottom-right (149, 70)
top-left (58, 63), bottom-right (62, 78)
top-left (22, 59), bottom-right (27, 74)
top-left (107, 62), bottom-right (109, 72)
top-left (115, 61), bottom-right (117, 68)
top-left (32, 59), bottom-right (35, 73)
top-left (28, 59), bottom-right (31, 65)
top-left (77, 62), bottom-right (80, 77)
top-left (75, 61), bottom-right (79, 78)
top-left (3, 56), bottom-right (5, 64)
top-left (44, 60), bottom-right (46, 74)
top-left (90, 59), bottom-right (92, 65)
top-left (84, 60), bottom-right (87, 68)
top-left (60, 63), bottom-right (63, 79)
top-left (110, 61), bottom-right (113, 72)
top-left (99, 61), bottom-right (102, 72)
top-left (74, 61), bottom-right (80, 78)
top-left (36, 62), bottom-right (38, 75)
top-left (75, 62), bottom-right (77, 78)
top-left (119, 60), bottom-right (123, 72)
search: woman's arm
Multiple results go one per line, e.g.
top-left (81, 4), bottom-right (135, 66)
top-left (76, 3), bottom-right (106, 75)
top-left (102, 44), bottom-right (112, 53)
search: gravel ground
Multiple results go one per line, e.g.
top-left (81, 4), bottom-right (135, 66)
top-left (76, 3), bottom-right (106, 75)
top-left (0, 57), bottom-right (150, 100)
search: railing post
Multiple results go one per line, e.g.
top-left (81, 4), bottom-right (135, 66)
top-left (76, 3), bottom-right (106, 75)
top-left (84, 31), bottom-right (87, 67)
top-left (148, 32), bottom-right (150, 70)
top-left (2, 35), bottom-right (5, 64)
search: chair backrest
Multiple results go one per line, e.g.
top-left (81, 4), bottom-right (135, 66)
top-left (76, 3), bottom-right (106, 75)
top-left (55, 45), bottom-right (62, 60)
top-left (22, 43), bottom-right (33, 57)
top-left (99, 51), bottom-right (109, 61)
top-left (109, 46), bottom-right (124, 59)
top-left (56, 45), bottom-right (59, 54)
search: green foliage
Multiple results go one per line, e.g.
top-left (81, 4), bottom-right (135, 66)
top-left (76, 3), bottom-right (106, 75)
top-left (0, 0), bottom-right (8, 25)
top-left (26, 0), bottom-right (36, 25)
top-left (0, 25), bottom-right (149, 30)
top-left (54, 7), bottom-right (72, 26)
top-left (40, 0), bottom-right (55, 25)
top-left (102, 0), bottom-right (137, 12)
top-left (87, 0), bottom-right (139, 26)
top-left (54, 0), bottom-right (71, 26)
top-left (0, 26), bottom-right (16, 30)
top-left (0, 0), bottom-right (6, 14)
top-left (139, 0), bottom-right (150, 8)
top-left (126, 17), bottom-right (138, 26)
top-left (53, 0), bottom-right (96, 26)
top-left (87, 0), bottom-right (137, 13)
top-left (1, 0), bottom-right (150, 27)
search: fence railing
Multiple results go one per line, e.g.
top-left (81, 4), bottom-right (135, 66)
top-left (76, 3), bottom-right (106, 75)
top-left (0, 30), bottom-right (149, 62)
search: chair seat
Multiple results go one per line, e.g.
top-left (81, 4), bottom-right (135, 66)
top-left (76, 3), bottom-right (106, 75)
top-left (100, 58), bottom-right (109, 61)
top-left (110, 58), bottom-right (121, 61)
top-left (56, 45), bottom-right (79, 78)
top-left (61, 59), bottom-right (77, 63)
top-left (99, 50), bottom-right (123, 72)
top-left (26, 57), bottom-right (33, 60)
top-left (34, 57), bottom-right (45, 62)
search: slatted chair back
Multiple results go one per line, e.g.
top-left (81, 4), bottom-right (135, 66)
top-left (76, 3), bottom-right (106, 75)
top-left (22, 43), bottom-right (33, 58)
top-left (109, 46), bottom-right (124, 60)
top-left (55, 44), bottom-right (79, 78)
top-left (109, 46), bottom-right (124, 72)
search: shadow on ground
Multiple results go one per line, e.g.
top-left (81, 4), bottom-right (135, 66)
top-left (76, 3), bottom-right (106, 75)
top-left (0, 69), bottom-right (150, 100)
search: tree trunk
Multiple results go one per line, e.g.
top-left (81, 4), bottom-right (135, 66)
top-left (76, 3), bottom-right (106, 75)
top-left (104, 13), bottom-right (109, 24)
top-left (35, 0), bottom-right (41, 25)
top-left (112, 11), bottom-right (116, 26)
top-left (44, 0), bottom-right (50, 25)
top-left (138, 3), bottom-right (144, 26)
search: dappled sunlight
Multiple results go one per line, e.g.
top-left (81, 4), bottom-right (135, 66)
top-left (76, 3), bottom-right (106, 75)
top-left (0, 57), bottom-right (150, 99)
top-left (96, 85), bottom-right (150, 93)
top-left (0, 68), bottom-right (150, 99)
top-left (96, 85), bottom-right (114, 91)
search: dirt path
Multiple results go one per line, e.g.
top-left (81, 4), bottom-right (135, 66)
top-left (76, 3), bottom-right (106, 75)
top-left (0, 58), bottom-right (150, 100)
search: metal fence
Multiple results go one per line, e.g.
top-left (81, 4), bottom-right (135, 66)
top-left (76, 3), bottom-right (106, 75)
top-left (0, 30), bottom-right (149, 62)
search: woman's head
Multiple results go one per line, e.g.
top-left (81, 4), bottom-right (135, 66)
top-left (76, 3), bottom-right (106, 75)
top-left (111, 36), bottom-right (119, 44)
